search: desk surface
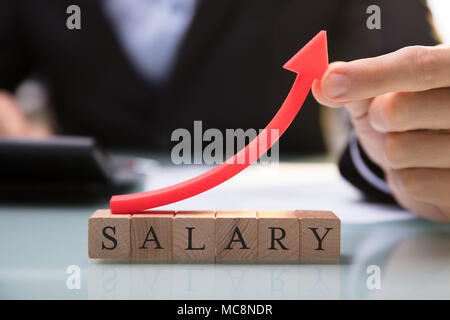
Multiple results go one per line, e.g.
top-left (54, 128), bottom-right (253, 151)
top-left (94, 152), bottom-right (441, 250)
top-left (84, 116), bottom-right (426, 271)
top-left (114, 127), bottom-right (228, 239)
top-left (1, 158), bottom-right (449, 299)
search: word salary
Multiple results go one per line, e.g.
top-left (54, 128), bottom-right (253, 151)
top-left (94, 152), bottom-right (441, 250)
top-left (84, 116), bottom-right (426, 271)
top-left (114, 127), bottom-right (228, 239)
top-left (88, 210), bottom-right (340, 261)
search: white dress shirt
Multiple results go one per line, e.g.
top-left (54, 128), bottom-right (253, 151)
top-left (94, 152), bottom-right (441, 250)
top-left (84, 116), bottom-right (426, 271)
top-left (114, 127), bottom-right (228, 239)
top-left (102, 0), bottom-right (198, 85)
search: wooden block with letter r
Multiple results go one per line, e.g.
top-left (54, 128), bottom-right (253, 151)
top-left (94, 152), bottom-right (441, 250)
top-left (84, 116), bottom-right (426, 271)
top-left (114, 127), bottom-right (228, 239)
top-left (296, 210), bottom-right (340, 260)
top-left (257, 211), bottom-right (299, 260)
top-left (88, 209), bottom-right (131, 259)
top-left (215, 211), bottom-right (257, 261)
top-left (173, 211), bottom-right (215, 261)
top-left (131, 211), bottom-right (174, 260)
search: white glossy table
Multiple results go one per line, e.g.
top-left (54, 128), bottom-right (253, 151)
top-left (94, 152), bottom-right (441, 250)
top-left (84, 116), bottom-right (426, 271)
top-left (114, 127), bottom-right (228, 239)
top-left (1, 157), bottom-right (449, 299)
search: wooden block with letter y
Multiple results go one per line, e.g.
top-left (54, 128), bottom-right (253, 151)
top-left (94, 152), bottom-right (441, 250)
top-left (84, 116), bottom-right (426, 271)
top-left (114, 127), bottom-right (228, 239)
top-left (131, 211), bottom-right (174, 260)
top-left (257, 211), bottom-right (299, 260)
top-left (296, 210), bottom-right (340, 260)
top-left (88, 209), bottom-right (131, 259)
top-left (173, 211), bottom-right (215, 261)
top-left (215, 211), bottom-right (257, 261)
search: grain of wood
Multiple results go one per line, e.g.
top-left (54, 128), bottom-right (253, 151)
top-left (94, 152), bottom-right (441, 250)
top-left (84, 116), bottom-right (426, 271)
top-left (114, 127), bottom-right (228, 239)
top-left (215, 211), bottom-right (257, 261)
top-left (295, 210), bottom-right (340, 259)
top-left (88, 209), bottom-right (131, 259)
top-left (131, 211), bottom-right (174, 260)
top-left (257, 211), bottom-right (299, 260)
top-left (173, 211), bottom-right (215, 260)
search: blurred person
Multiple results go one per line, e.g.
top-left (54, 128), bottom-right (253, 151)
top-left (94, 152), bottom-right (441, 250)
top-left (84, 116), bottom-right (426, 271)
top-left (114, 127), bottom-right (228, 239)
top-left (0, 0), bottom-right (448, 221)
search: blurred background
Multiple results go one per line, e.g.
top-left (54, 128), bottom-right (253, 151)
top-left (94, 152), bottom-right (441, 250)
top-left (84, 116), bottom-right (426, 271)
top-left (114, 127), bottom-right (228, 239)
top-left (5, 0), bottom-right (450, 155)
top-left (0, 0), bottom-right (448, 198)
top-left (428, 0), bottom-right (450, 43)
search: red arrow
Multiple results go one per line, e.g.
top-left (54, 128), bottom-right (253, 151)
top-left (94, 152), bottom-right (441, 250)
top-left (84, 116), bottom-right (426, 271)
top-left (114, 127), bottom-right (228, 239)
top-left (110, 31), bottom-right (328, 214)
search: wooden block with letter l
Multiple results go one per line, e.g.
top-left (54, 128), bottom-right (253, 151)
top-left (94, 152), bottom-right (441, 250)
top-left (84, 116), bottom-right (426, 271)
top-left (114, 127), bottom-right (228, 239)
top-left (173, 211), bottom-right (215, 261)
top-left (131, 211), bottom-right (174, 260)
top-left (215, 211), bottom-right (257, 261)
top-left (296, 210), bottom-right (340, 260)
top-left (88, 209), bottom-right (131, 259)
top-left (257, 211), bottom-right (299, 260)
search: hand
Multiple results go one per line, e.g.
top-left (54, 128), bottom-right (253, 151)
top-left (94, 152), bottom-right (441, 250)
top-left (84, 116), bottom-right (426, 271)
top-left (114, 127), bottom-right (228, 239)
top-left (312, 44), bottom-right (450, 222)
top-left (0, 90), bottom-right (52, 137)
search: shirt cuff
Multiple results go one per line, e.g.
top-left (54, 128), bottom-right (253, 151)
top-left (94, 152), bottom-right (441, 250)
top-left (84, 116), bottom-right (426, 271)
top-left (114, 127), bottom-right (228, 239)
top-left (348, 131), bottom-right (391, 195)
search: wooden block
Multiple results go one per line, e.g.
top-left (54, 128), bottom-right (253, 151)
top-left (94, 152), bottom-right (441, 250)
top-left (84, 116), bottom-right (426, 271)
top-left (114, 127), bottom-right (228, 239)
top-left (88, 209), bottom-right (131, 259)
top-left (296, 210), bottom-right (340, 260)
top-left (173, 211), bottom-right (215, 260)
top-left (88, 209), bottom-right (340, 262)
top-left (131, 211), bottom-right (174, 260)
top-left (216, 211), bottom-right (257, 261)
top-left (257, 211), bottom-right (299, 260)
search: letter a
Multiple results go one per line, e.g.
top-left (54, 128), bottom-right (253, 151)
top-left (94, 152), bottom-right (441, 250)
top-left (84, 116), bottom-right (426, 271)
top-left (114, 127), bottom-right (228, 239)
top-left (140, 226), bottom-right (163, 249)
top-left (66, 5), bottom-right (81, 30)
top-left (366, 5), bottom-right (381, 30)
top-left (225, 227), bottom-right (249, 250)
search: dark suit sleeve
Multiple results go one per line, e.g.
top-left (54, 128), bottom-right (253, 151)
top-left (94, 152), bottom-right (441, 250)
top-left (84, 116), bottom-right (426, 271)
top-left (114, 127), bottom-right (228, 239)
top-left (0, 0), bottom-right (34, 91)
top-left (339, 133), bottom-right (394, 202)
top-left (335, 0), bottom-right (439, 202)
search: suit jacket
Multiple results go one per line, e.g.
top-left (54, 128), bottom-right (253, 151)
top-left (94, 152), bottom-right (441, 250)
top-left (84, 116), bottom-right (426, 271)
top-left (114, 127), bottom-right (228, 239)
top-left (0, 0), bottom-right (438, 199)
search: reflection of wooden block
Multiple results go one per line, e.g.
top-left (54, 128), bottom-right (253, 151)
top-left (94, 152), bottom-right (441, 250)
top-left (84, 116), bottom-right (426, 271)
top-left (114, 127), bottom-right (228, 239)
top-left (257, 211), bottom-right (299, 260)
top-left (296, 210), bottom-right (340, 260)
top-left (216, 211), bottom-right (257, 261)
top-left (131, 211), bottom-right (174, 260)
top-left (173, 211), bottom-right (215, 260)
top-left (88, 210), bottom-right (131, 259)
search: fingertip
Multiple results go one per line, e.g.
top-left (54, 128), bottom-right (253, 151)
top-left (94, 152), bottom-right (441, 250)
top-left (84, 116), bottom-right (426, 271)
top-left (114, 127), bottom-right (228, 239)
top-left (313, 62), bottom-right (347, 101)
top-left (311, 79), bottom-right (343, 108)
top-left (420, 206), bottom-right (450, 223)
top-left (311, 79), bottom-right (323, 102)
top-left (325, 61), bottom-right (348, 75)
top-left (386, 169), bottom-right (450, 223)
top-left (321, 70), bottom-right (350, 101)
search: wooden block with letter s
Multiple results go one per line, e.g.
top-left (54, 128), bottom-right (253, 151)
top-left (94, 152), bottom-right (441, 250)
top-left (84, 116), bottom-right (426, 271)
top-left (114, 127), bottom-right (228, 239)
top-left (173, 211), bottom-right (215, 261)
top-left (131, 211), bottom-right (174, 260)
top-left (296, 210), bottom-right (340, 260)
top-left (215, 211), bottom-right (258, 261)
top-left (88, 210), bottom-right (131, 259)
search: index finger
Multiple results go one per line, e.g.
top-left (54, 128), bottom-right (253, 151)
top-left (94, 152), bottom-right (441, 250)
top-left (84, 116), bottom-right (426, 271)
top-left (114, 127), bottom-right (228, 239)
top-left (321, 45), bottom-right (450, 102)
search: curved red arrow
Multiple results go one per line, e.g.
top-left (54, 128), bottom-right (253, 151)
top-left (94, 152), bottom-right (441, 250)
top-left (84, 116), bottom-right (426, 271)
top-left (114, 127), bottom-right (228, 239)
top-left (110, 31), bottom-right (328, 214)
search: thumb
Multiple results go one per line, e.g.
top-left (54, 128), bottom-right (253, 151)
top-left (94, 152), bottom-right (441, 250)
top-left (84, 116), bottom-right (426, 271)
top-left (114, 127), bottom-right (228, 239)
top-left (312, 62), bottom-right (371, 119)
top-left (312, 79), bottom-right (388, 170)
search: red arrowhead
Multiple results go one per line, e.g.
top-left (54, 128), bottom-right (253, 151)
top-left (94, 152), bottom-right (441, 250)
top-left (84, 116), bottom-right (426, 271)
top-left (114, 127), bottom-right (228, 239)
top-left (110, 31), bottom-right (329, 214)
top-left (283, 30), bottom-right (328, 79)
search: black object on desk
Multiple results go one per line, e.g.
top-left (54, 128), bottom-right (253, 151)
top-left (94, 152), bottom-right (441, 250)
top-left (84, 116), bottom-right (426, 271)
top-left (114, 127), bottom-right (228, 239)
top-left (0, 136), bottom-right (146, 202)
